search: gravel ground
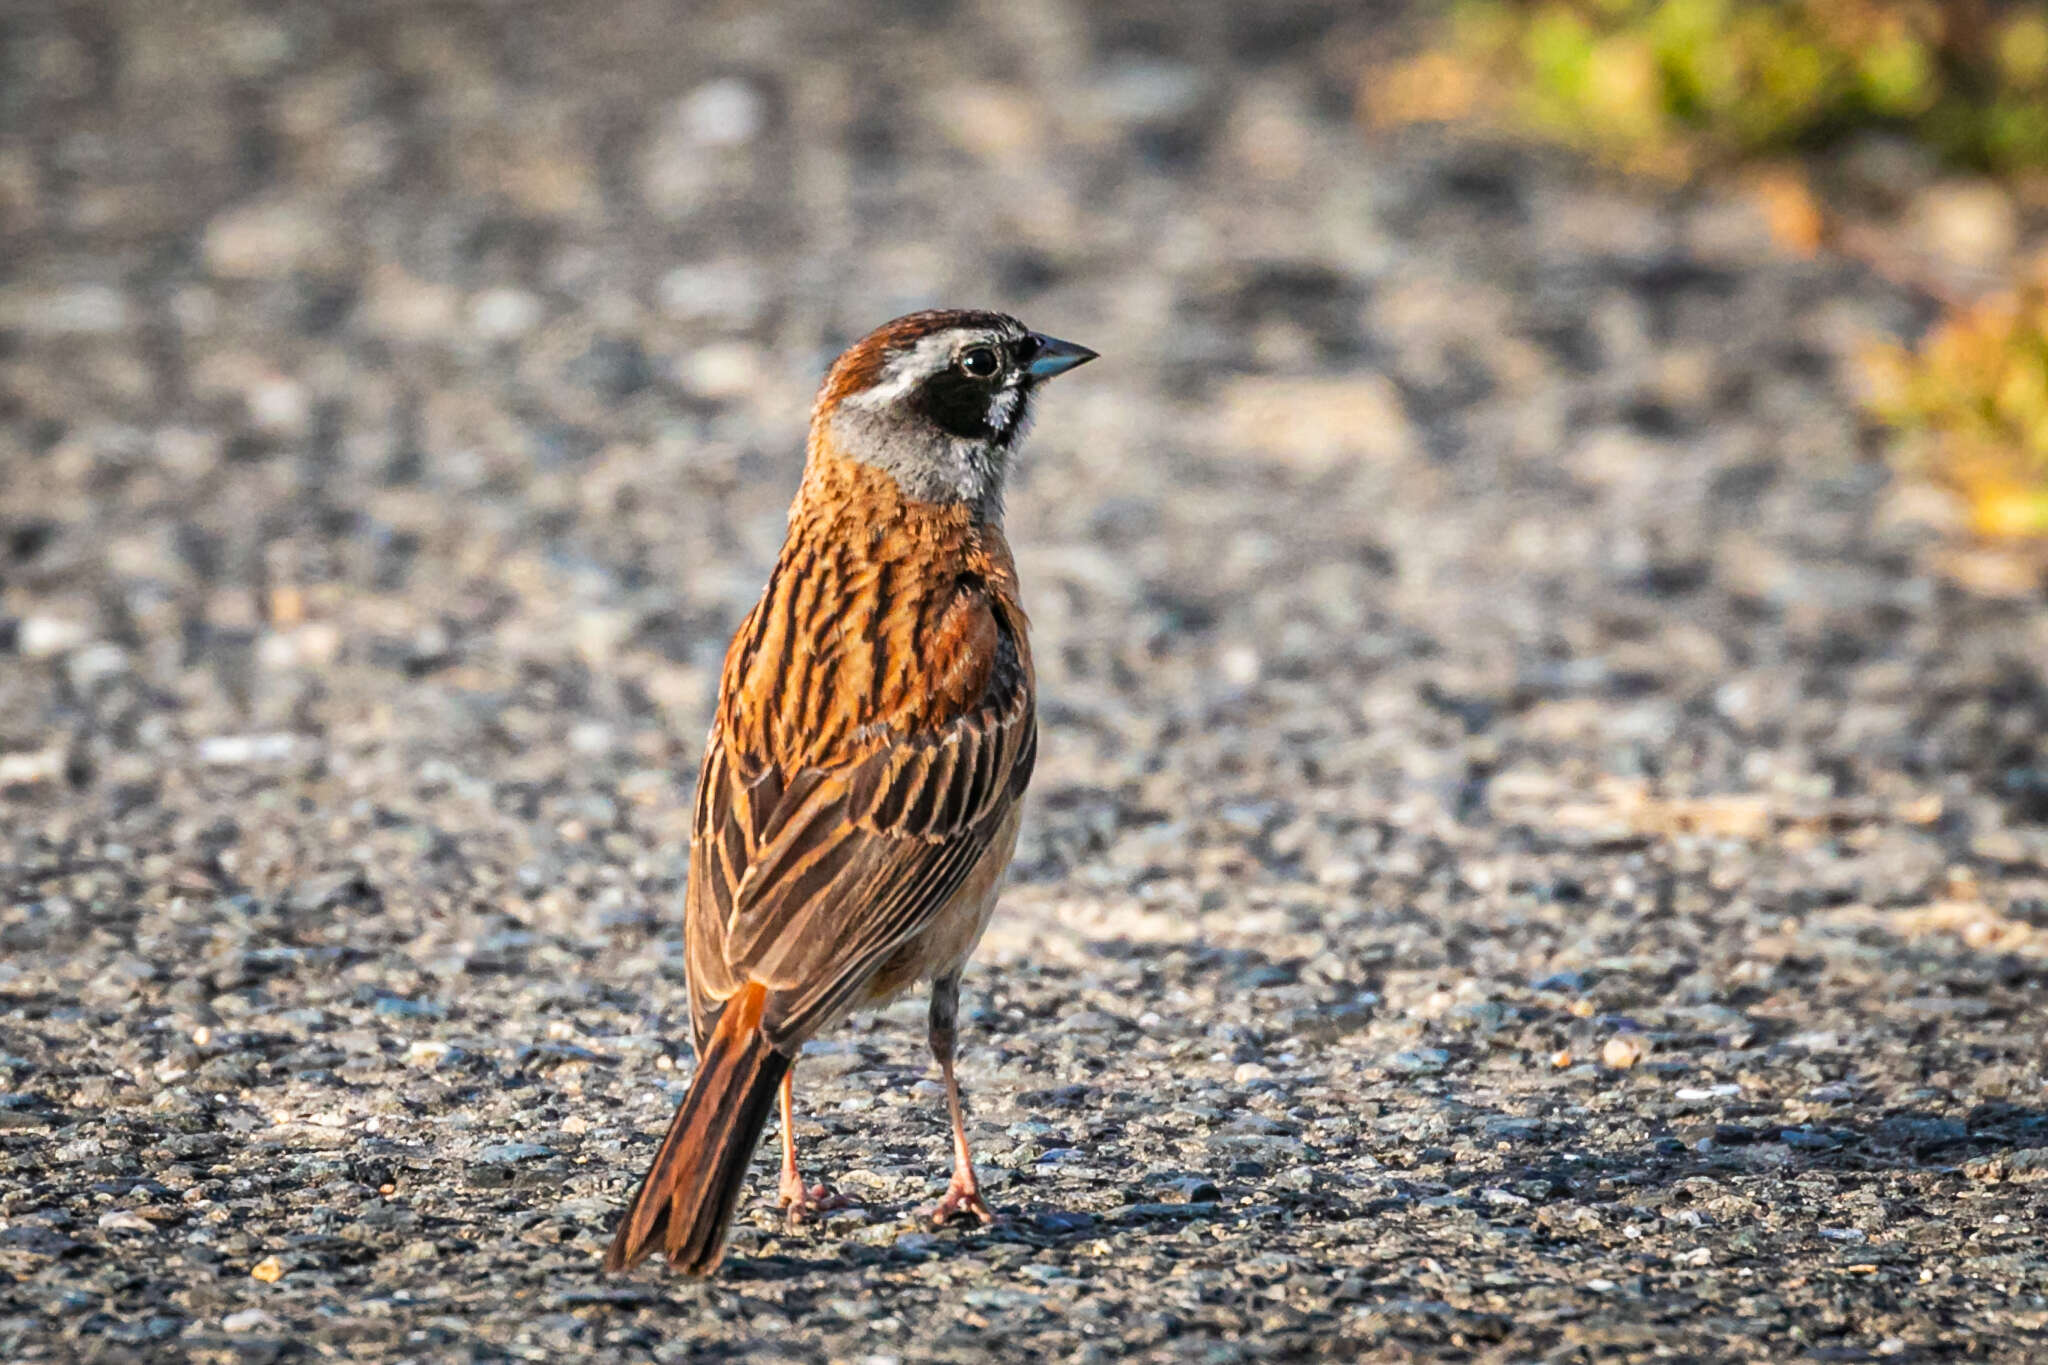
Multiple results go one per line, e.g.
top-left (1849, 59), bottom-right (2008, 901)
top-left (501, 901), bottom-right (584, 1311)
top-left (5, 1), bottom-right (2048, 1361)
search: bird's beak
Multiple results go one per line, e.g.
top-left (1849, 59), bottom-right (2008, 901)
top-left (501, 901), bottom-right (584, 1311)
top-left (1025, 334), bottom-right (1099, 379)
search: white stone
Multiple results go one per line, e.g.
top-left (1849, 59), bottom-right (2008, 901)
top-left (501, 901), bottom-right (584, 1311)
top-left (679, 77), bottom-right (766, 148)
top-left (222, 1309), bottom-right (281, 1333)
top-left (203, 198), bottom-right (335, 279)
top-left (656, 262), bottom-right (765, 326)
top-left (197, 733), bottom-right (303, 766)
top-left (470, 286), bottom-right (544, 340)
top-left (0, 284), bottom-right (131, 336)
top-left (19, 616), bottom-right (90, 658)
top-left (675, 341), bottom-right (763, 400)
top-left (97, 1209), bottom-right (156, 1232)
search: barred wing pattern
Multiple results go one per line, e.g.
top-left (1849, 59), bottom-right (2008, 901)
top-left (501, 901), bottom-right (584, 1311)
top-left (682, 556), bottom-right (1034, 1053)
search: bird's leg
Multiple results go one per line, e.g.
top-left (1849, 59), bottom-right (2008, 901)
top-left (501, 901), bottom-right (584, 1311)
top-left (927, 973), bottom-right (996, 1226)
top-left (775, 1068), bottom-right (850, 1225)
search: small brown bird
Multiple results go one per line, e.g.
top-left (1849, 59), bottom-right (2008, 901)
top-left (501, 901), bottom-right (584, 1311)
top-left (605, 309), bottom-right (1096, 1276)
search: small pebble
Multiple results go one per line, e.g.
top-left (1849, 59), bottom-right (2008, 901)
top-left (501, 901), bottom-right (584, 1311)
top-left (97, 1210), bottom-right (155, 1232)
top-left (222, 1308), bottom-right (281, 1333)
top-left (1602, 1035), bottom-right (1648, 1070)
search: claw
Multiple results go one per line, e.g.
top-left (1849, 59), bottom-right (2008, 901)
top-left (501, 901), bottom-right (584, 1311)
top-left (778, 1177), bottom-right (854, 1227)
top-left (928, 1178), bottom-right (996, 1226)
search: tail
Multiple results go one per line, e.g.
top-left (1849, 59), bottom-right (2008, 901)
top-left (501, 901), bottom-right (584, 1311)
top-left (606, 983), bottom-right (790, 1276)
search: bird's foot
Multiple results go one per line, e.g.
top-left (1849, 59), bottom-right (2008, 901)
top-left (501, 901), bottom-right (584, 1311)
top-left (928, 1176), bottom-right (996, 1226)
top-left (778, 1174), bottom-right (854, 1226)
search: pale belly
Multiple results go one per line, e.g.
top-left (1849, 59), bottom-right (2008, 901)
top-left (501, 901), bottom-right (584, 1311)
top-left (863, 804), bottom-right (1022, 1007)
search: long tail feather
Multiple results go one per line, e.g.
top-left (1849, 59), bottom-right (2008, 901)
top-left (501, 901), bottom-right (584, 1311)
top-left (606, 984), bottom-right (789, 1276)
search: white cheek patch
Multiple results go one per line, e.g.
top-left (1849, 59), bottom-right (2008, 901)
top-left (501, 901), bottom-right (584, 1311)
top-left (985, 384), bottom-right (1020, 434)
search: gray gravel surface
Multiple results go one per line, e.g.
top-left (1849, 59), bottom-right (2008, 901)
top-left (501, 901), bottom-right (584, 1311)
top-left (4, 1), bottom-right (2048, 1361)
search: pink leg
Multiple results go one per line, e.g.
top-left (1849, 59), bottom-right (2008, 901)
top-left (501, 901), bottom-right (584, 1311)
top-left (776, 1069), bottom-right (851, 1225)
top-left (927, 973), bottom-right (996, 1225)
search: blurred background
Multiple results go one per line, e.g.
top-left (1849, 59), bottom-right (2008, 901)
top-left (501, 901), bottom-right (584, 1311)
top-left (2, 1), bottom-right (2046, 1360)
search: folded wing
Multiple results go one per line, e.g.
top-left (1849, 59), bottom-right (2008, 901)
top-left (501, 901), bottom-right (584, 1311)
top-left (683, 613), bottom-right (1034, 1051)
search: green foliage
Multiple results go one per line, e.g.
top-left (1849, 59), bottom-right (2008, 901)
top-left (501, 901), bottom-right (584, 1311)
top-left (1384, 1), bottom-right (2048, 544)
top-left (1864, 263), bottom-right (2048, 538)
top-left (1436, 0), bottom-right (2048, 177)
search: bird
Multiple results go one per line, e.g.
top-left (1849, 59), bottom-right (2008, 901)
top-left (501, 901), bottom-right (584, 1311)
top-left (605, 309), bottom-right (1097, 1277)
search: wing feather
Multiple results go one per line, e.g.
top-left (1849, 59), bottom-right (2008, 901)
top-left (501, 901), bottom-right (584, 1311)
top-left (682, 591), bottom-right (1033, 1052)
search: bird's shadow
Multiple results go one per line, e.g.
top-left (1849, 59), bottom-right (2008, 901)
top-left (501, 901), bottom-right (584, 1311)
top-left (703, 1099), bottom-right (2048, 1285)
top-left (709, 1199), bottom-right (1172, 1283)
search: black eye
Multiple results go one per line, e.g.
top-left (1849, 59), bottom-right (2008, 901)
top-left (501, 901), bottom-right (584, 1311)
top-left (958, 346), bottom-right (1000, 378)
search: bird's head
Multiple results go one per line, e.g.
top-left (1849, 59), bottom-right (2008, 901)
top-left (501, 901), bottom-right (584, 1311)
top-left (811, 309), bottom-right (1097, 520)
